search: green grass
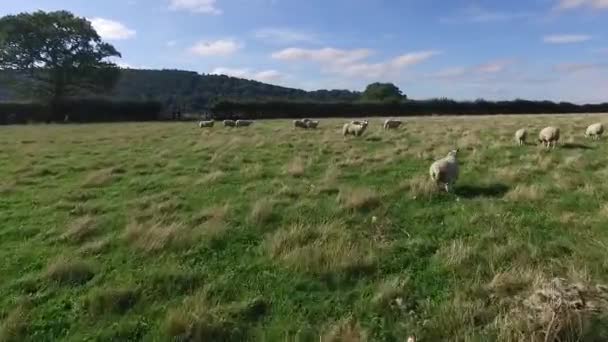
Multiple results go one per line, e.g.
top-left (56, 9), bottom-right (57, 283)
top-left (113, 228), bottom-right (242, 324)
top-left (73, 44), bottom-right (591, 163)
top-left (2, 115), bottom-right (608, 341)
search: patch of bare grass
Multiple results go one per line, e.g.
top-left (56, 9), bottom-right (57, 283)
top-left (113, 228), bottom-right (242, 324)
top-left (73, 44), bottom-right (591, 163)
top-left (197, 170), bottom-right (226, 185)
top-left (402, 175), bottom-right (438, 199)
top-left (78, 237), bottom-right (112, 256)
top-left (265, 222), bottom-right (375, 275)
top-left (45, 257), bottom-right (95, 286)
top-left (435, 239), bottom-right (475, 269)
top-left (82, 167), bottom-right (121, 187)
top-left (337, 187), bottom-right (380, 211)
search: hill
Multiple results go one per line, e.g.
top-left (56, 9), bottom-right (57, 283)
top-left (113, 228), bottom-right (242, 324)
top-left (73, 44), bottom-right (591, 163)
top-left (0, 69), bottom-right (361, 110)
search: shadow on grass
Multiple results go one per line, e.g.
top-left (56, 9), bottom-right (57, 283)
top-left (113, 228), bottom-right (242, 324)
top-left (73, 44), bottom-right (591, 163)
top-left (561, 143), bottom-right (594, 150)
top-left (456, 183), bottom-right (509, 198)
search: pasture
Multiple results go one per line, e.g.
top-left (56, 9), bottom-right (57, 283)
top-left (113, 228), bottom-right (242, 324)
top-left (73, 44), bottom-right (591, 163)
top-left (1, 115), bottom-right (608, 341)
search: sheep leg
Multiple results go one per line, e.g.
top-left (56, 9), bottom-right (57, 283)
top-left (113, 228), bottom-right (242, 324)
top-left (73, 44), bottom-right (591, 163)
top-left (444, 183), bottom-right (450, 193)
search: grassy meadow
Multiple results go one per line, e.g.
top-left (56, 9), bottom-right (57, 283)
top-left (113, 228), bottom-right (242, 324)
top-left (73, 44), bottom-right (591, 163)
top-left (2, 115), bottom-right (608, 341)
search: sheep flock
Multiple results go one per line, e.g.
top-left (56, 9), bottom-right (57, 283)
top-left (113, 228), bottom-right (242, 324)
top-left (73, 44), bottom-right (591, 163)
top-left (198, 117), bottom-right (605, 193)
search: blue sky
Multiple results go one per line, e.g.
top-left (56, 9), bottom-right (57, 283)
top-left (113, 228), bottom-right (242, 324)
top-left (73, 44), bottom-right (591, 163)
top-left (2, 0), bottom-right (608, 102)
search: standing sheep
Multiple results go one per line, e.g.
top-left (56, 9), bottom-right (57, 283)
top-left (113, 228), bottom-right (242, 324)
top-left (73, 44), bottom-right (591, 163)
top-left (235, 119), bottom-right (253, 127)
top-left (223, 120), bottom-right (236, 127)
top-left (384, 119), bottom-right (403, 130)
top-left (429, 149), bottom-right (460, 193)
top-left (514, 128), bottom-right (527, 146)
top-left (306, 120), bottom-right (320, 129)
top-left (198, 120), bottom-right (214, 128)
top-left (342, 120), bottom-right (369, 137)
top-left (585, 123), bottom-right (604, 140)
top-left (294, 119), bottom-right (308, 129)
top-left (538, 126), bottom-right (560, 149)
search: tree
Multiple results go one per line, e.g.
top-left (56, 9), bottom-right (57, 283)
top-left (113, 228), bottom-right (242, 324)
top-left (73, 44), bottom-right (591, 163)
top-left (360, 82), bottom-right (406, 102)
top-left (0, 10), bottom-right (121, 111)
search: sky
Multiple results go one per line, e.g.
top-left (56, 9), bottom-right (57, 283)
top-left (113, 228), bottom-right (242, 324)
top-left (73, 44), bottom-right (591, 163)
top-left (2, 0), bottom-right (608, 103)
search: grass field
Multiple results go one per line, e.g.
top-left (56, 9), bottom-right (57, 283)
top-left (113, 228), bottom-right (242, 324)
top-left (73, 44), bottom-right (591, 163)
top-left (2, 115), bottom-right (608, 341)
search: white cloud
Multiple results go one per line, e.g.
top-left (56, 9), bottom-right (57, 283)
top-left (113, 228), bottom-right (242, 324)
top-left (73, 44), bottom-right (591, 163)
top-left (90, 18), bottom-right (136, 40)
top-left (554, 62), bottom-right (607, 73)
top-left (442, 5), bottom-right (532, 23)
top-left (210, 67), bottom-right (285, 83)
top-left (168, 0), bottom-right (222, 14)
top-left (556, 0), bottom-right (608, 10)
top-left (272, 47), bottom-right (373, 65)
top-left (254, 28), bottom-right (318, 44)
top-left (273, 47), bottom-right (439, 78)
top-left (189, 39), bottom-right (240, 56)
top-left (543, 34), bottom-right (592, 44)
top-left (431, 60), bottom-right (514, 81)
top-left (474, 60), bottom-right (514, 74)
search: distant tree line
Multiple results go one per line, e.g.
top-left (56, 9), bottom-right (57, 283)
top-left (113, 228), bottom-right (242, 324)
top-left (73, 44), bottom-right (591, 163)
top-left (210, 99), bottom-right (608, 120)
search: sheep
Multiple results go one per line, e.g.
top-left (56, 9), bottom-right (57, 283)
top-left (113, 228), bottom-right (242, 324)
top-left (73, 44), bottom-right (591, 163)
top-left (384, 119), bottom-right (403, 130)
top-left (342, 120), bottom-right (369, 137)
top-left (538, 126), bottom-right (560, 149)
top-left (514, 128), bottom-right (527, 146)
top-left (235, 119), bottom-right (253, 127)
top-left (585, 123), bottom-right (604, 140)
top-left (306, 120), bottom-right (319, 129)
top-left (429, 149), bottom-right (460, 193)
top-left (293, 119), bottom-right (309, 129)
top-left (198, 120), bottom-right (214, 128)
top-left (223, 120), bottom-right (236, 127)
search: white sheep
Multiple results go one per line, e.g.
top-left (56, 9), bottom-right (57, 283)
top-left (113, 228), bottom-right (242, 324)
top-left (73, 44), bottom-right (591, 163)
top-left (384, 119), bottom-right (403, 130)
top-left (342, 120), bottom-right (369, 137)
top-left (585, 123), bottom-right (604, 140)
top-left (306, 120), bottom-right (319, 129)
top-left (538, 126), bottom-right (560, 149)
top-left (198, 120), bottom-right (214, 128)
top-left (294, 119), bottom-right (309, 129)
top-left (235, 119), bottom-right (253, 127)
top-left (223, 119), bottom-right (236, 127)
top-left (514, 128), bottom-right (527, 146)
top-left (429, 149), bottom-right (460, 193)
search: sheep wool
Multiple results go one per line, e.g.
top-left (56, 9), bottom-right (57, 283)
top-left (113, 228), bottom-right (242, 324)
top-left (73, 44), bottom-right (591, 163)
top-left (429, 149), bottom-right (460, 193)
top-left (538, 126), bottom-right (560, 149)
top-left (585, 123), bottom-right (604, 140)
top-left (515, 128), bottom-right (527, 146)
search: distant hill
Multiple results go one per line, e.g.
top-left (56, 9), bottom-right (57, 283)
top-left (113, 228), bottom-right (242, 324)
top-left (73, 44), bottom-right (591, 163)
top-left (0, 69), bottom-right (360, 110)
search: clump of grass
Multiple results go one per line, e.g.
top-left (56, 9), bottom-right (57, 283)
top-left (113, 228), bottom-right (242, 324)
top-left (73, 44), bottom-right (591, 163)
top-left (123, 221), bottom-right (195, 253)
top-left (249, 198), bottom-right (275, 225)
top-left (0, 181), bottom-right (17, 195)
top-left (322, 317), bottom-right (368, 342)
top-left (197, 170), bottom-right (226, 185)
top-left (164, 294), bottom-right (267, 341)
top-left (82, 168), bottom-right (119, 187)
top-left (435, 239), bottom-right (475, 269)
top-left (78, 237), bottom-right (112, 255)
top-left (402, 175), bottom-right (438, 199)
top-left (371, 276), bottom-right (410, 311)
top-left (285, 157), bottom-right (306, 177)
top-left (0, 302), bottom-right (31, 342)
top-left (146, 270), bottom-right (204, 296)
top-left (265, 222), bottom-right (375, 275)
top-left (45, 257), bottom-right (95, 286)
top-left (504, 185), bottom-right (545, 201)
top-left (83, 288), bottom-right (138, 316)
top-left (60, 216), bottom-right (98, 243)
top-left (337, 187), bottom-right (380, 211)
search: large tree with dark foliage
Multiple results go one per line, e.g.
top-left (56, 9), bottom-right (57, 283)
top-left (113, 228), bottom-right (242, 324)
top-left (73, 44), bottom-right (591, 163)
top-left (0, 11), bottom-right (121, 110)
top-left (360, 82), bottom-right (406, 102)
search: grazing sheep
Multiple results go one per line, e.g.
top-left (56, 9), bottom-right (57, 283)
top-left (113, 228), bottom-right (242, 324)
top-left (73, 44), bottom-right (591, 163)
top-left (294, 119), bottom-right (309, 129)
top-left (538, 126), bottom-right (560, 149)
top-left (342, 120), bottom-right (369, 137)
top-left (223, 120), bottom-right (236, 127)
top-left (198, 120), bottom-right (214, 128)
top-left (514, 128), bottom-right (527, 146)
top-left (235, 119), bottom-right (253, 127)
top-left (585, 123), bottom-right (604, 140)
top-left (384, 119), bottom-right (403, 130)
top-left (429, 149), bottom-right (460, 193)
top-left (306, 120), bottom-right (319, 129)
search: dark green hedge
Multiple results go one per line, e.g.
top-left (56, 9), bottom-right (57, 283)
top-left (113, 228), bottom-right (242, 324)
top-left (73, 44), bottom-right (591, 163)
top-left (0, 99), bottom-right (162, 124)
top-left (210, 99), bottom-right (608, 120)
